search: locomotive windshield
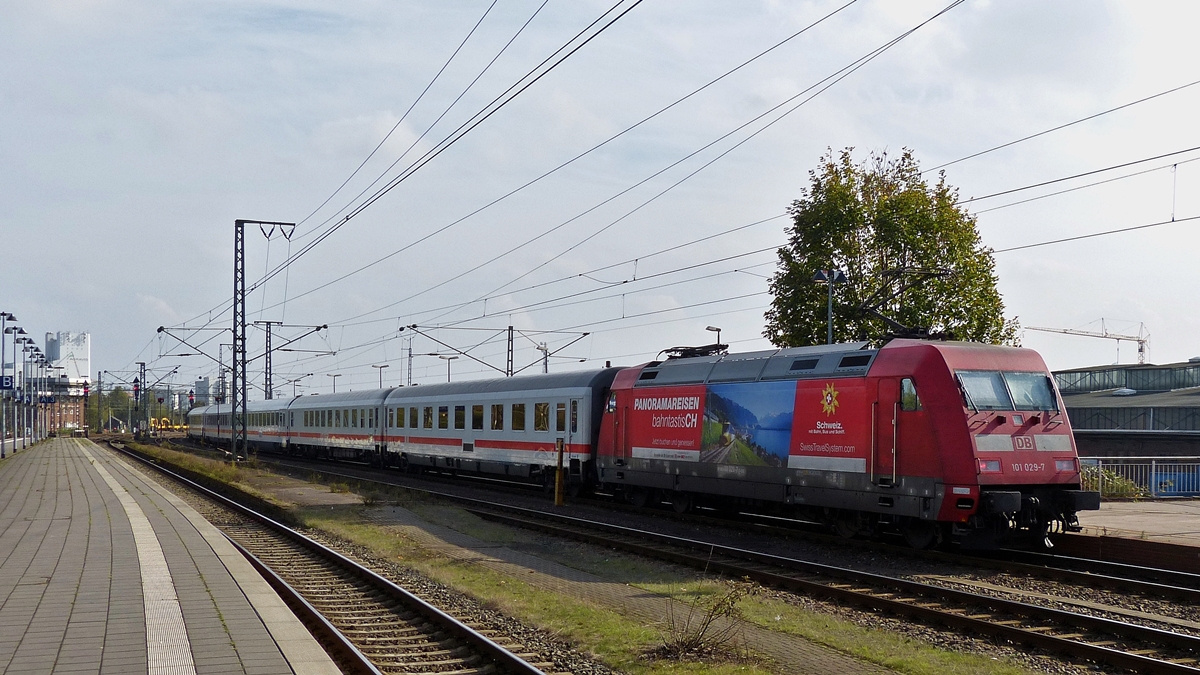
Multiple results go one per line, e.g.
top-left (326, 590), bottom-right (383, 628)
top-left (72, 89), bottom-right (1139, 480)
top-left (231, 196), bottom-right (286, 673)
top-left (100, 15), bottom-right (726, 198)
top-left (957, 370), bottom-right (1058, 411)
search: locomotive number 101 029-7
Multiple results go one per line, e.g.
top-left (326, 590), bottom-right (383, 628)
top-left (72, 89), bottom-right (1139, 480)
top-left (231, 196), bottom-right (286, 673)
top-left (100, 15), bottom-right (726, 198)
top-left (1011, 462), bottom-right (1045, 472)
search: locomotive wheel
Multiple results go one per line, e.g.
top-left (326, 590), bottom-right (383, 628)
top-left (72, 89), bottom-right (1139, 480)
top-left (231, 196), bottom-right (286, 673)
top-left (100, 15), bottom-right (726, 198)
top-left (628, 487), bottom-right (651, 508)
top-left (833, 511), bottom-right (860, 539)
top-left (903, 520), bottom-right (942, 549)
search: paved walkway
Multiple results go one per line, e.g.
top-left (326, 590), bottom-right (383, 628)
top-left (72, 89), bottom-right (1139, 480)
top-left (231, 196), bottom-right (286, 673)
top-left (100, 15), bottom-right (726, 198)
top-left (1077, 499), bottom-right (1200, 546)
top-left (0, 438), bottom-right (340, 675)
top-left (360, 505), bottom-right (894, 675)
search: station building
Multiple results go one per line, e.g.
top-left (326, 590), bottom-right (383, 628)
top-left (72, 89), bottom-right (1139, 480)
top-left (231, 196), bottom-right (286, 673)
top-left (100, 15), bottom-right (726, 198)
top-left (1056, 359), bottom-right (1200, 457)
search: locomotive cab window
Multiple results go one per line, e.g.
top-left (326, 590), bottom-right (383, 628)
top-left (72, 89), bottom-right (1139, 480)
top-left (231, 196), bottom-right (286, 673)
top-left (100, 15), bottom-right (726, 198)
top-left (900, 378), bottom-right (921, 411)
top-left (957, 371), bottom-right (1013, 410)
top-left (1004, 372), bottom-right (1059, 411)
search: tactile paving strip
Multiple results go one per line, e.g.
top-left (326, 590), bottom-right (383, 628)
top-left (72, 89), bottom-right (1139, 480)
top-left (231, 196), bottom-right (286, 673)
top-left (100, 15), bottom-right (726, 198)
top-left (80, 444), bottom-right (198, 675)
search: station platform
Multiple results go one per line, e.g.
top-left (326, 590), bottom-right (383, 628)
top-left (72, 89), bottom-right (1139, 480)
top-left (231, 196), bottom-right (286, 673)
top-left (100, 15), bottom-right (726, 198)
top-left (1, 436), bottom-right (32, 457)
top-left (1076, 498), bottom-right (1200, 547)
top-left (0, 437), bottom-right (340, 675)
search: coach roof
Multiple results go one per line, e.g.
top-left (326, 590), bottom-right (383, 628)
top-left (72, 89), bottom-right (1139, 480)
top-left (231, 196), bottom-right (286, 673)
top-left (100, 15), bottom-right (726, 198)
top-left (384, 368), bottom-right (621, 402)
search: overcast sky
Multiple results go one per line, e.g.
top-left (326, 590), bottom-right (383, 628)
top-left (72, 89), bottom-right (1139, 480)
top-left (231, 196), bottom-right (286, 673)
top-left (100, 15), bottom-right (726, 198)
top-left (4, 0), bottom-right (1199, 394)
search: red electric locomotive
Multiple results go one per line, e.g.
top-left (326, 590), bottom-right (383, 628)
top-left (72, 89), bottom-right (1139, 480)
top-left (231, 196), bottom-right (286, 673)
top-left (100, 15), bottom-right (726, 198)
top-left (595, 338), bottom-right (1099, 548)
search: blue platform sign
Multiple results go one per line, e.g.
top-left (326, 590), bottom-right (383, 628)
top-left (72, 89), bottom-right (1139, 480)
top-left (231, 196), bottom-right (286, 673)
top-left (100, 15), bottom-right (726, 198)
top-left (0, 375), bottom-right (12, 390)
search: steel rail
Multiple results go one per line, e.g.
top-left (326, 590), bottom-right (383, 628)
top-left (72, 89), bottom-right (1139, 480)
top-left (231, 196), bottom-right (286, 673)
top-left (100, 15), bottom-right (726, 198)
top-left (467, 507), bottom-right (1200, 674)
top-left (254, 453), bottom-right (1200, 604)
top-left (992, 548), bottom-right (1200, 591)
top-left (226, 536), bottom-right (385, 675)
top-left (110, 444), bottom-right (551, 675)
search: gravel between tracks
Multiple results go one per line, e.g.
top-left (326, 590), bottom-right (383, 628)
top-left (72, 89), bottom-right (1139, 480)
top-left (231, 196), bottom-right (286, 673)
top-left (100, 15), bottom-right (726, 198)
top-left (265, 460), bottom-right (1200, 674)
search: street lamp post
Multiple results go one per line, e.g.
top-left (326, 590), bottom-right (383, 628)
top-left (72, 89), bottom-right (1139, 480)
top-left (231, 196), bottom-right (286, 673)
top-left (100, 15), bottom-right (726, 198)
top-left (287, 373), bottom-right (313, 398)
top-left (371, 364), bottom-right (390, 389)
top-left (812, 268), bottom-right (848, 345)
top-left (16, 338), bottom-right (29, 449)
top-left (436, 355), bottom-right (458, 383)
top-left (327, 373), bottom-right (341, 393)
top-left (0, 313), bottom-right (14, 457)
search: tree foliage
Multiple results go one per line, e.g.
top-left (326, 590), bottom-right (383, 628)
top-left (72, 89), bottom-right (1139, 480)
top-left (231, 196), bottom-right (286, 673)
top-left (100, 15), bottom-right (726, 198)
top-left (764, 148), bottom-right (1018, 347)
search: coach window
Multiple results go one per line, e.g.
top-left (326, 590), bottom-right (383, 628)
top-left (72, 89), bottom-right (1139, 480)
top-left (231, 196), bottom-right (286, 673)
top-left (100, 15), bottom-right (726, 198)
top-left (454, 405), bottom-right (465, 430)
top-left (472, 405), bottom-right (484, 430)
top-left (512, 403), bottom-right (526, 431)
top-left (556, 403), bottom-right (566, 432)
top-left (350, 409), bottom-right (357, 427)
top-left (571, 400), bottom-right (579, 433)
top-left (490, 404), bottom-right (504, 430)
top-left (534, 402), bottom-right (549, 431)
top-left (335, 410), bottom-right (342, 427)
top-left (410, 407), bottom-right (419, 428)
top-left (370, 408), bottom-right (376, 427)
top-left (438, 406), bottom-right (449, 429)
top-left (423, 406), bottom-right (433, 429)
top-left (901, 378), bottom-right (922, 412)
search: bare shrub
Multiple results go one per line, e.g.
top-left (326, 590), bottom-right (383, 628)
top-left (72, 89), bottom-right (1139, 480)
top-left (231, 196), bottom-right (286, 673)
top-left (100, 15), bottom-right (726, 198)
top-left (647, 581), bottom-right (754, 661)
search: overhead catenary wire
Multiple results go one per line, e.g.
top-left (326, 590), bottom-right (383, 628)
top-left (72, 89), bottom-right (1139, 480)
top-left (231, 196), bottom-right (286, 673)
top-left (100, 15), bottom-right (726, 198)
top-left (925, 77), bottom-right (1200, 173)
top-left (993, 213), bottom-right (1200, 253)
top-left (318, 1), bottom-right (965, 330)
top-left (248, 0), bottom-right (649, 298)
top-left (248, 2), bottom-right (860, 320)
top-left (170, 0), bottom-right (645, 335)
top-left (292, 0), bottom-right (503, 233)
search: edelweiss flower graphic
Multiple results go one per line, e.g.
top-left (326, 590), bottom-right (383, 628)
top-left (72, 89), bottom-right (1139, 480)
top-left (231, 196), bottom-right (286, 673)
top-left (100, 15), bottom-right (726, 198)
top-left (821, 383), bottom-right (840, 416)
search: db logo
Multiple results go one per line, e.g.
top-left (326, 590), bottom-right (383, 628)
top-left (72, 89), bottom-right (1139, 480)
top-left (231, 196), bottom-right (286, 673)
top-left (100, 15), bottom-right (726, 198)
top-left (1013, 436), bottom-right (1035, 451)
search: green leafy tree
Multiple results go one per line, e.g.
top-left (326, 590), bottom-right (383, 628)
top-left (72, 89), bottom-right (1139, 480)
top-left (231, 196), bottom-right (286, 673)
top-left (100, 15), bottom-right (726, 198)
top-left (764, 148), bottom-right (1018, 347)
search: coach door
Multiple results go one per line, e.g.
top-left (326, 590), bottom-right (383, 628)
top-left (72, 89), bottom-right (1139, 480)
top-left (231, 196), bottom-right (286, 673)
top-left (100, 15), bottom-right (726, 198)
top-left (876, 378), bottom-right (899, 485)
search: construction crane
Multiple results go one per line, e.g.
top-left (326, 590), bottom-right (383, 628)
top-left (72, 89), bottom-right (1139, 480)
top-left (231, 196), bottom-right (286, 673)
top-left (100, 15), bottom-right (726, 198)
top-left (1025, 319), bottom-right (1149, 364)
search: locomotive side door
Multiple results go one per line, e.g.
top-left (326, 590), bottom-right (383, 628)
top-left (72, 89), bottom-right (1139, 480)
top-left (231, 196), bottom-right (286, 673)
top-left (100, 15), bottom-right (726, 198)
top-left (876, 378), bottom-right (899, 485)
top-left (610, 392), bottom-right (629, 463)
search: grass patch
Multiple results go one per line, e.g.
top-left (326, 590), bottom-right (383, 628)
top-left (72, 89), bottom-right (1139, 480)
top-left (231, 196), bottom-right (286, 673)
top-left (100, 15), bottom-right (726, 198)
top-left (298, 506), bottom-right (773, 675)
top-left (642, 581), bottom-right (1035, 675)
top-left (125, 441), bottom-right (280, 505)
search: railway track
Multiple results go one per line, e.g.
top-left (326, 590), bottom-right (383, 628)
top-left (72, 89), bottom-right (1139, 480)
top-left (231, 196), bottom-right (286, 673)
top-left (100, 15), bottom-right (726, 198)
top-left (241, 453), bottom-right (1200, 673)
top-left (108, 443), bottom-right (560, 675)
top-left (255, 453), bottom-right (1200, 603)
top-left (468, 505), bottom-right (1200, 674)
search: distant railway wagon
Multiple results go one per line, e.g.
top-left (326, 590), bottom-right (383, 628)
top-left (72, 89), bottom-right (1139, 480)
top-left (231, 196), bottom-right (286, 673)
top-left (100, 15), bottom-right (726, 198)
top-left (189, 339), bottom-right (1098, 548)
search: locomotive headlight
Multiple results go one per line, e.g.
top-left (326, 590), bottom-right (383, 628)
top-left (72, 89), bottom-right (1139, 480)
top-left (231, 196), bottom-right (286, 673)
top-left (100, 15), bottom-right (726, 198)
top-left (977, 459), bottom-right (1001, 473)
top-left (1055, 459), bottom-right (1077, 473)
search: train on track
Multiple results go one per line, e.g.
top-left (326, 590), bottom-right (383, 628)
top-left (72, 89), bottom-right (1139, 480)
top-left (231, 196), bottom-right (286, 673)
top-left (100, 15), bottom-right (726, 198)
top-left (188, 338), bottom-right (1099, 548)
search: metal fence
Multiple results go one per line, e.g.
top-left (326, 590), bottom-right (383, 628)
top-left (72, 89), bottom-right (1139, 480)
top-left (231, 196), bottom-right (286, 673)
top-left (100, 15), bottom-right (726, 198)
top-left (1078, 456), bottom-right (1200, 499)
